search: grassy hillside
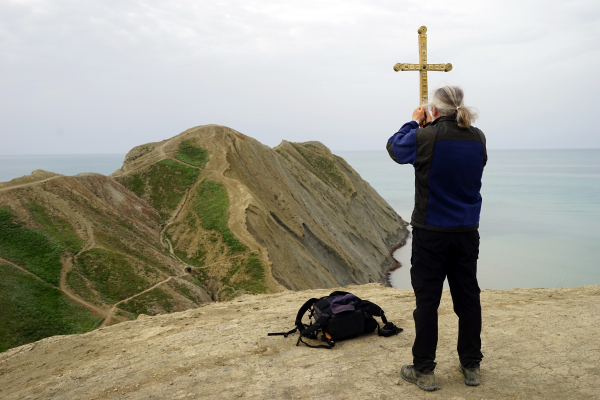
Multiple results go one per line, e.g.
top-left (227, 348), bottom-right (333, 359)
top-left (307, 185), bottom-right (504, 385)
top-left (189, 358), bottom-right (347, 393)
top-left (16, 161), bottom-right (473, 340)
top-left (175, 139), bottom-right (209, 167)
top-left (194, 180), bottom-right (247, 254)
top-left (118, 138), bottom-right (268, 302)
top-left (167, 179), bottom-right (268, 301)
top-left (0, 205), bottom-right (80, 286)
top-left (75, 248), bottom-right (153, 303)
top-left (119, 140), bottom-right (209, 220)
top-left (0, 263), bottom-right (101, 353)
top-left (0, 205), bottom-right (101, 352)
top-left (0, 172), bottom-right (212, 353)
top-left (121, 159), bottom-right (199, 221)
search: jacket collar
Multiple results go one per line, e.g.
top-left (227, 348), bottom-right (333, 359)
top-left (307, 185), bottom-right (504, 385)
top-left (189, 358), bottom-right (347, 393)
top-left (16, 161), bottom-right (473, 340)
top-left (430, 113), bottom-right (457, 126)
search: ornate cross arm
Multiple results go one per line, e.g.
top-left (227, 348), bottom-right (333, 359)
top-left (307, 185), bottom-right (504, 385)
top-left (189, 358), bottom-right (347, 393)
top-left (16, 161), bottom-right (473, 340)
top-left (393, 26), bottom-right (453, 111)
top-left (393, 63), bottom-right (452, 72)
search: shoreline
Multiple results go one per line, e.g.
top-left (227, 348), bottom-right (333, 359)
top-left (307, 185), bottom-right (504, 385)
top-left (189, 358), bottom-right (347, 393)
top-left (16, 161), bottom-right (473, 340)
top-left (386, 223), bottom-right (410, 287)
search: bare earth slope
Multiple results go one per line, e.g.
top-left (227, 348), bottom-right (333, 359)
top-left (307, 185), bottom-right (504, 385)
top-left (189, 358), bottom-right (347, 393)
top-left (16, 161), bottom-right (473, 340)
top-left (1, 284), bottom-right (598, 400)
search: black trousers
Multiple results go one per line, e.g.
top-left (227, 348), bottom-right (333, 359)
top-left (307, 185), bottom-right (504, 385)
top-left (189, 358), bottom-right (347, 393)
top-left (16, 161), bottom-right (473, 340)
top-left (410, 228), bottom-right (483, 372)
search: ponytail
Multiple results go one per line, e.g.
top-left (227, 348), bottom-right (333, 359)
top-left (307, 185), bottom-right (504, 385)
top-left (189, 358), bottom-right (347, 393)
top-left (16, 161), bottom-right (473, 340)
top-left (456, 106), bottom-right (473, 129)
top-left (430, 86), bottom-right (478, 129)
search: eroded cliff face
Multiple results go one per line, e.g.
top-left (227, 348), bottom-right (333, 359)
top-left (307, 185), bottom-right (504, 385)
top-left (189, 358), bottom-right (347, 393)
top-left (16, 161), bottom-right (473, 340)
top-left (227, 138), bottom-right (405, 290)
top-left (112, 124), bottom-right (407, 295)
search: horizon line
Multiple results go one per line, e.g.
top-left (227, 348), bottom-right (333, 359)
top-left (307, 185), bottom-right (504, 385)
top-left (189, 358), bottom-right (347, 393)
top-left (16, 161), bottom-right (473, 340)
top-left (2, 147), bottom-right (600, 157)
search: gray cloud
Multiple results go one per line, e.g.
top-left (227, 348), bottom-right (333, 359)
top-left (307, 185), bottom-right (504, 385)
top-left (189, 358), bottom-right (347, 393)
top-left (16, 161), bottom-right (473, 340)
top-left (1, 0), bottom-right (599, 155)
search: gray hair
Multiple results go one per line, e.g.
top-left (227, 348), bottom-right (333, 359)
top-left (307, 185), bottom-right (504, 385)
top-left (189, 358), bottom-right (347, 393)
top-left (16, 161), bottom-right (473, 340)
top-left (429, 86), bottom-right (478, 129)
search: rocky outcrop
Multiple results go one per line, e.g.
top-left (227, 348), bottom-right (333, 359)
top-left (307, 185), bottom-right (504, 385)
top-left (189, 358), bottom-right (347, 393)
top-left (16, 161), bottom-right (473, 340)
top-left (1, 284), bottom-right (598, 399)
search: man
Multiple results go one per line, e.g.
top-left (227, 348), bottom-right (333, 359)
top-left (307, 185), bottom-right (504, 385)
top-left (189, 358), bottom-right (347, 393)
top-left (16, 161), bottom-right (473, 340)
top-left (386, 86), bottom-right (487, 391)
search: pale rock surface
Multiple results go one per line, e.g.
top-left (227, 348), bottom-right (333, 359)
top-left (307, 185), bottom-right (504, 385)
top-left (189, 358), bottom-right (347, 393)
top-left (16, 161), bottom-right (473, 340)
top-left (1, 284), bottom-right (598, 399)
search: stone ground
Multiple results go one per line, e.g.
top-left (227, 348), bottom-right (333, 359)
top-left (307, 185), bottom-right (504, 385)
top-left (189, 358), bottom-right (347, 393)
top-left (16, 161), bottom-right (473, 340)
top-left (1, 283), bottom-right (598, 400)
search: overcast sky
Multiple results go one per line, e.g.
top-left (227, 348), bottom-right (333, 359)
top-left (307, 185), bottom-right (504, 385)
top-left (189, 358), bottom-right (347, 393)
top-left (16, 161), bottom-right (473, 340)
top-left (1, 0), bottom-right (599, 155)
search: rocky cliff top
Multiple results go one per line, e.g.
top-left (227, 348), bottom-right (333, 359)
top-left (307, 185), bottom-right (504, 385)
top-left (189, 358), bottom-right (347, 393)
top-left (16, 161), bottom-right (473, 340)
top-left (1, 283), bottom-right (598, 399)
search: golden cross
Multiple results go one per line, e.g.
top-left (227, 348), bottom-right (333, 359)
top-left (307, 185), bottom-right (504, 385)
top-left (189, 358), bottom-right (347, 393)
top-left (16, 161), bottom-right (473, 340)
top-left (394, 26), bottom-right (452, 107)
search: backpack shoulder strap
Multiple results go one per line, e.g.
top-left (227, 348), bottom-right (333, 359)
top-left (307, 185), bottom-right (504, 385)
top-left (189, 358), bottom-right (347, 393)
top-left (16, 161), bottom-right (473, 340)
top-left (297, 335), bottom-right (334, 349)
top-left (294, 297), bottom-right (319, 330)
top-left (267, 296), bottom-right (338, 348)
top-left (299, 310), bottom-right (330, 337)
top-left (268, 297), bottom-right (319, 337)
top-left (356, 299), bottom-right (403, 336)
top-left (267, 327), bottom-right (298, 337)
top-left (296, 316), bottom-right (335, 349)
top-left (356, 299), bottom-right (388, 323)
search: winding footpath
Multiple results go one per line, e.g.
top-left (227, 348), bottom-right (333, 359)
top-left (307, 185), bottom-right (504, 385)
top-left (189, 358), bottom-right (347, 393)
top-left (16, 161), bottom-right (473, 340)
top-left (0, 175), bottom-right (62, 193)
top-left (0, 159), bottom-right (198, 329)
top-left (94, 148), bottom-right (201, 326)
top-left (98, 148), bottom-right (200, 327)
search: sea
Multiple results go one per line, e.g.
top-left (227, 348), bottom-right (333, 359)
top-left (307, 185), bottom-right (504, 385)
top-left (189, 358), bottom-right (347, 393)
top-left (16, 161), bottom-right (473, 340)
top-left (0, 154), bottom-right (126, 181)
top-left (338, 150), bottom-right (600, 290)
top-left (1, 150), bottom-right (599, 290)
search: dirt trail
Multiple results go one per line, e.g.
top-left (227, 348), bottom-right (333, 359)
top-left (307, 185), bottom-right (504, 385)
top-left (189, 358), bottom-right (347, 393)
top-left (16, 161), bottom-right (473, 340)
top-left (59, 217), bottom-right (109, 321)
top-left (101, 150), bottom-right (197, 327)
top-left (156, 149), bottom-right (201, 268)
top-left (80, 219), bottom-right (97, 252)
top-left (158, 142), bottom-right (168, 159)
top-left (0, 255), bottom-right (106, 320)
top-left (59, 256), bottom-right (106, 318)
top-left (0, 175), bottom-right (62, 193)
top-left (0, 257), bottom-right (50, 285)
top-left (100, 272), bottom-right (189, 328)
top-left (159, 186), bottom-right (191, 262)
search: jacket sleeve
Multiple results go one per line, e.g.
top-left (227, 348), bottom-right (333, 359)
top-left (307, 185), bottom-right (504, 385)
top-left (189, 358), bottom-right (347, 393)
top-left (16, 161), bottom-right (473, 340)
top-left (386, 121), bottom-right (418, 165)
top-left (475, 128), bottom-right (488, 167)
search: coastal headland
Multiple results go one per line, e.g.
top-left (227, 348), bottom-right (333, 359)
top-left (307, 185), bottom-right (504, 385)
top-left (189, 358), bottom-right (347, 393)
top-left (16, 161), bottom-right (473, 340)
top-left (0, 124), bottom-right (406, 352)
top-left (1, 283), bottom-right (598, 399)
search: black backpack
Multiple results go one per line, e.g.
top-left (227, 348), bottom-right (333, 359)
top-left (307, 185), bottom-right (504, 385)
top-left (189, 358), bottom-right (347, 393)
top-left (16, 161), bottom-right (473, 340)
top-left (268, 291), bottom-right (402, 349)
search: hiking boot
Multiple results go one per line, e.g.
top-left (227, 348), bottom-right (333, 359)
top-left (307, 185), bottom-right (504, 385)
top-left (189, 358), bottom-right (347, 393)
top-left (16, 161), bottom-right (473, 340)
top-left (400, 364), bottom-right (438, 391)
top-left (458, 363), bottom-right (481, 386)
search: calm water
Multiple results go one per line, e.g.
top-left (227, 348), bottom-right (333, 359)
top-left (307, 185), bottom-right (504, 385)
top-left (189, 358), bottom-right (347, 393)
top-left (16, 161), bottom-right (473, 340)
top-left (2, 150), bottom-right (599, 289)
top-left (338, 150), bottom-right (600, 289)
